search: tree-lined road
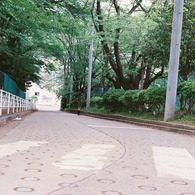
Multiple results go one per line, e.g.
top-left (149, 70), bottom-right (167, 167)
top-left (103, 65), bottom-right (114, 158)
top-left (0, 109), bottom-right (195, 195)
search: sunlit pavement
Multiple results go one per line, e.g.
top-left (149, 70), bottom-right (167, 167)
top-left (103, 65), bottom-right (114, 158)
top-left (0, 109), bottom-right (195, 195)
top-left (36, 105), bottom-right (60, 111)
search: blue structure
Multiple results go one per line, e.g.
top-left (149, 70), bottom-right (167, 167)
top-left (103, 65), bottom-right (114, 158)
top-left (0, 71), bottom-right (26, 99)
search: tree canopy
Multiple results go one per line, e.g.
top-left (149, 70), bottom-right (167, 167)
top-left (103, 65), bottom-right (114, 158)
top-left (0, 0), bottom-right (87, 91)
top-left (0, 0), bottom-right (194, 105)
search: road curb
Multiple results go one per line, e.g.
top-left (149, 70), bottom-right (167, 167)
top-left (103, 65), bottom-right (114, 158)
top-left (67, 110), bottom-right (195, 136)
top-left (0, 110), bottom-right (36, 126)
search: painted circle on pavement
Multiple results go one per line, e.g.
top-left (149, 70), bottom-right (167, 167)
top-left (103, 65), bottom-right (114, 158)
top-left (138, 185), bottom-right (157, 191)
top-left (131, 175), bottom-right (149, 179)
top-left (171, 180), bottom-right (188, 185)
top-left (21, 177), bottom-right (40, 181)
top-left (102, 190), bottom-right (123, 195)
top-left (13, 187), bottom-right (35, 192)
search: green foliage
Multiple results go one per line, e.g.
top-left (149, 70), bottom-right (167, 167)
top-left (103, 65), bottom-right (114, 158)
top-left (122, 88), bottom-right (166, 114)
top-left (61, 96), bottom-right (69, 110)
top-left (143, 1), bottom-right (195, 81)
top-left (123, 90), bottom-right (145, 112)
top-left (171, 114), bottom-right (195, 126)
top-left (177, 81), bottom-right (195, 112)
top-left (90, 96), bottom-right (103, 108)
top-left (100, 87), bottom-right (166, 115)
top-left (143, 88), bottom-right (166, 114)
top-left (0, 0), bottom-right (61, 90)
top-left (0, 0), bottom-right (87, 91)
top-left (1, 0), bottom-right (194, 107)
top-left (102, 89), bottom-right (125, 111)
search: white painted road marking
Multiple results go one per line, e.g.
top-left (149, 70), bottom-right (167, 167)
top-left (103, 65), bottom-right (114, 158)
top-left (0, 141), bottom-right (48, 158)
top-left (153, 146), bottom-right (195, 181)
top-left (88, 125), bottom-right (132, 129)
top-left (52, 144), bottom-right (116, 172)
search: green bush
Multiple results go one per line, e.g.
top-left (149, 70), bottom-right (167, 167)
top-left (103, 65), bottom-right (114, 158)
top-left (90, 96), bottom-right (103, 108)
top-left (177, 81), bottom-right (195, 112)
top-left (102, 89), bottom-right (125, 111)
top-left (137, 90), bottom-right (147, 109)
top-left (123, 90), bottom-right (145, 112)
top-left (143, 88), bottom-right (166, 114)
top-left (101, 88), bottom-right (166, 114)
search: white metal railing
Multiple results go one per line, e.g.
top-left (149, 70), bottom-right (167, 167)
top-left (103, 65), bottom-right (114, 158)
top-left (0, 89), bottom-right (36, 116)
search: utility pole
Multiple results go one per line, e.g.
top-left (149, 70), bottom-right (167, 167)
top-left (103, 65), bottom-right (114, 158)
top-left (164, 0), bottom-right (184, 121)
top-left (86, 18), bottom-right (94, 110)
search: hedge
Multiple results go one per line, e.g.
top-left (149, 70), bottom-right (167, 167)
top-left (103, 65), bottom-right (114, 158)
top-left (177, 81), bottom-right (195, 112)
top-left (102, 89), bottom-right (125, 111)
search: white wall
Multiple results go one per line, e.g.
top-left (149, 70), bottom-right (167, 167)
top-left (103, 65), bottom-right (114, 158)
top-left (26, 83), bottom-right (60, 107)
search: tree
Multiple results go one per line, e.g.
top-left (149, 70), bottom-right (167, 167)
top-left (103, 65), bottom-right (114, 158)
top-left (90, 0), bottom-right (164, 90)
top-left (0, 0), bottom-right (59, 90)
top-left (0, 0), bottom-right (86, 91)
top-left (56, 14), bottom-right (91, 107)
top-left (143, 0), bottom-right (195, 81)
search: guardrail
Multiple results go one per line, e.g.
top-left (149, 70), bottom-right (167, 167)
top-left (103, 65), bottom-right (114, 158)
top-left (0, 89), bottom-right (36, 116)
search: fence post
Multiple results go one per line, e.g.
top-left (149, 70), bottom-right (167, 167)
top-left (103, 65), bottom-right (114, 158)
top-left (0, 90), bottom-right (3, 116)
top-left (7, 93), bottom-right (10, 114)
top-left (23, 99), bottom-right (24, 111)
top-left (12, 95), bottom-right (15, 113)
top-left (16, 97), bottom-right (19, 113)
top-left (19, 98), bottom-right (22, 112)
top-left (25, 100), bottom-right (28, 111)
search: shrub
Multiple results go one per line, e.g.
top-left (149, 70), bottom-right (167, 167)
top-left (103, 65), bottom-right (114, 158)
top-left (143, 88), bottom-right (166, 114)
top-left (90, 96), bottom-right (103, 108)
top-left (137, 90), bottom-right (147, 109)
top-left (101, 88), bottom-right (166, 114)
top-left (123, 90), bottom-right (144, 112)
top-left (177, 81), bottom-right (195, 112)
top-left (102, 89), bottom-right (125, 111)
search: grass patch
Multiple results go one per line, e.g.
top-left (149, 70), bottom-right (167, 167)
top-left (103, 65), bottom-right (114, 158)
top-left (81, 107), bottom-right (195, 126)
top-left (170, 114), bottom-right (195, 126)
top-left (66, 107), bottom-right (195, 127)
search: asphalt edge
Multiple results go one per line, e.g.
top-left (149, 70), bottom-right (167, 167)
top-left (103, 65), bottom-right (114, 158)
top-left (66, 110), bottom-right (195, 137)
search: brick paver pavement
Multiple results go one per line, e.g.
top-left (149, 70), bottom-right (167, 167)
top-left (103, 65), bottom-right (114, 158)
top-left (0, 109), bottom-right (195, 195)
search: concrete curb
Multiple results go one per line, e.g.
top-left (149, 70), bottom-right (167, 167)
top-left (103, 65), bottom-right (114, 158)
top-left (0, 110), bottom-right (36, 126)
top-left (67, 110), bottom-right (195, 136)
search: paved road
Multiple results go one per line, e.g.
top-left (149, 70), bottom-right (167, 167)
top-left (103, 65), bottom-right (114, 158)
top-left (0, 109), bottom-right (195, 195)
